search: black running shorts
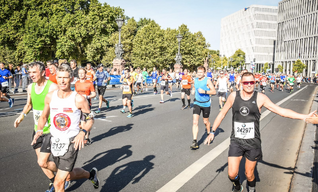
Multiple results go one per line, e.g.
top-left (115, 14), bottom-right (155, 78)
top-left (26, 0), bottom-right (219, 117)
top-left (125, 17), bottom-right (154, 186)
top-left (193, 104), bottom-right (210, 118)
top-left (1, 85), bottom-right (8, 93)
top-left (136, 82), bottom-right (141, 87)
top-left (217, 92), bottom-right (226, 98)
top-left (228, 141), bottom-right (262, 161)
top-left (181, 88), bottom-right (191, 96)
top-left (32, 131), bottom-right (52, 153)
top-left (161, 85), bottom-right (168, 92)
top-left (97, 86), bottom-right (106, 96)
top-left (122, 94), bottom-right (132, 100)
top-left (260, 85), bottom-right (265, 90)
top-left (53, 137), bottom-right (78, 172)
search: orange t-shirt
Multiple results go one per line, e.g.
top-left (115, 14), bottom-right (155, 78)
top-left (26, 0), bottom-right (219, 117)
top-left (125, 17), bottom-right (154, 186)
top-left (86, 70), bottom-right (94, 82)
top-left (75, 80), bottom-right (95, 96)
top-left (254, 74), bottom-right (260, 81)
top-left (181, 75), bottom-right (193, 89)
top-left (49, 74), bottom-right (57, 84)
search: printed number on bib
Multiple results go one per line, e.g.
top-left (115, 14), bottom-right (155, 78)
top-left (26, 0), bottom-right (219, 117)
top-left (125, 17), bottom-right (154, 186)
top-left (161, 81), bottom-right (166, 86)
top-left (123, 85), bottom-right (130, 92)
top-left (33, 109), bottom-right (48, 126)
top-left (182, 80), bottom-right (188, 85)
top-left (1, 81), bottom-right (8, 87)
top-left (51, 137), bottom-right (70, 157)
top-left (152, 79), bottom-right (156, 83)
top-left (234, 122), bottom-right (255, 139)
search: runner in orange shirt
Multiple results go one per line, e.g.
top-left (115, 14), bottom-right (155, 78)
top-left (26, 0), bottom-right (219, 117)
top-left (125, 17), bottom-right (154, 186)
top-left (75, 68), bottom-right (96, 145)
top-left (181, 69), bottom-right (193, 109)
top-left (48, 64), bottom-right (57, 84)
top-left (86, 63), bottom-right (95, 82)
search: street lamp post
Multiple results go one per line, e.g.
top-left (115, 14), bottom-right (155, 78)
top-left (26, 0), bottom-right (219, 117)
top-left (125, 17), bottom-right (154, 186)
top-left (112, 16), bottom-right (125, 75)
top-left (174, 34), bottom-right (183, 72)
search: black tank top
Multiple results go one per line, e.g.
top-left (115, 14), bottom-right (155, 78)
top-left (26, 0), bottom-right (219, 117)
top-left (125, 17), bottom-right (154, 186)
top-left (231, 91), bottom-right (261, 148)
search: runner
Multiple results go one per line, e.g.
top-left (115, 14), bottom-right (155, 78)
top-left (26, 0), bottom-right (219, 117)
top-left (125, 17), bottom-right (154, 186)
top-left (190, 66), bottom-right (216, 149)
top-left (135, 68), bottom-right (144, 94)
top-left (280, 74), bottom-right (286, 91)
top-left (269, 73), bottom-right (275, 92)
top-left (159, 69), bottom-right (172, 103)
top-left (13, 62), bottom-right (66, 192)
top-left (130, 68), bottom-right (138, 95)
top-left (204, 72), bottom-right (316, 192)
top-left (229, 71), bottom-right (235, 92)
top-left (142, 68), bottom-right (148, 91)
top-left (0, 62), bottom-right (14, 107)
top-left (260, 75), bottom-right (267, 94)
top-left (120, 68), bottom-right (134, 118)
top-left (275, 74), bottom-right (280, 90)
top-left (216, 71), bottom-right (229, 111)
top-left (287, 74), bottom-right (295, 93)
top-left (254, 73), bottom-right (260, 91)
top-left (31, 64), bottom-right (99, 192)
top-left (207, 68), bottom-right (213, 81)
top-left (48, 64), bottom-right (57, 84)
top-left (70, 59), bottom-right (79, 91)
top-left (235, 73), bottom-right (241, 91)
top-left (296, 75), bottom-right (302, 89)
top-left (180, 69), bottom-right (193, 109)
top-left (151, 67), bottom-right (158, 94)
top-left (75, 68), bottom-right (96, 145)
top-left (94, 64), bottom-right (110, 114)
top-left (178, 69), bottom-right (184, 90)
top-left (168, 68), bottom-right (175, 97)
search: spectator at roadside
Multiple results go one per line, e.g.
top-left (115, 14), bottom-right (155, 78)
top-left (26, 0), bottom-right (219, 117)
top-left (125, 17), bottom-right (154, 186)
top-left (8, 64), bottom-right (15, 93)
top-left (21, 64), bottom-right (28, 92)
top-left (14, 65), bottom-right (22, 93)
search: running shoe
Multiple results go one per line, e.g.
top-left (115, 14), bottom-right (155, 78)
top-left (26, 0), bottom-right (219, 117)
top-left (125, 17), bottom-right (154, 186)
top-left (131, 100), bottom-right (134, 108)
top-left (120, 109), bottom-right (126, 113)
top-left (187, 105), bottom-right (191, 109)
top-left (127, 113), bottom-right (133, 118)
top-left (181, 105), bottom-right (187, 110)
top-left (170, 92), bottom-right (173, 97)
top-left (64, 181), bottom-right (71, 190)
top-left (90, 167), bottom-right (99, 189)
top-left (46, 183), bottom-right (54, 192)
top-left (95, 110), bottom-right (101, 114)
top-left (8, 98), bottom-right (13, 108)
top-left (106, 100), bottom-right (110, 109)
top-left (190, 140), bottom-right (199, 149)
top-left (94, 97), bottom-right (98, 100)
top-left (219, 108), bottom-right (223, 111)
top-left (160, 100), bottom-right (164, 103)
top-left (233, 185), bottom-right (243, 192)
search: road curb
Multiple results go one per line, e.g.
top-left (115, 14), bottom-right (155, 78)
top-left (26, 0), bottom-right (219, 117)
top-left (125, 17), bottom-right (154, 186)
top-left (290, 86), bottom-right (318, 192)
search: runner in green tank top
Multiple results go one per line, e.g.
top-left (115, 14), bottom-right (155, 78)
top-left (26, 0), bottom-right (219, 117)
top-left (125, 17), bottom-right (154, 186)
top-left (13, 62), bottom-right (69, 191)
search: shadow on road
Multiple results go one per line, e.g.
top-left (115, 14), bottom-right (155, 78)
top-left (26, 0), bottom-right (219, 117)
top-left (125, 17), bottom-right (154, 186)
top-left (67, 145), bottom-right (133, 191)
top-left (101, 155), bottom-right (155, 192)
top-left (91, 124), bottom-right (133, 142)
top-left (133, 107), bottom-right (154, 117)
top-left (197, 128), bottom-right (225, 146)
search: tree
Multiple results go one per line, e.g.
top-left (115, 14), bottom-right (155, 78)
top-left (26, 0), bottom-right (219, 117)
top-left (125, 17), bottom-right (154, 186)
top-left (230, 49), bottom-right (245, 70)
top-left (277, 64), bottom-right (283, 73)
top-left (293, 59), bottom-right (306, 73)
top-left (262, 62), bottom-right (270, 72)
top-left (136, 18), bottom-right (153, 31)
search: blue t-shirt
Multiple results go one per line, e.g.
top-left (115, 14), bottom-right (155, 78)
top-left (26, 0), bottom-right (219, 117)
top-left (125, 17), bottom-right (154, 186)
top-left (280, 75), bottom-right (286, 82)
top-left (0, 68), bottom-right (11, 84)
top-left (95, 70), bottom-right (110, 86)
top-left (229, 73), bottom-right (235, 82)
top-left (207, 72), bottom-right (212, 79)
top-left (22, 67), bottom-right (28, 77)
top-left (151, 71), bottom-right (158, 79)
top-left (194, 77), bottom-right (211, 107)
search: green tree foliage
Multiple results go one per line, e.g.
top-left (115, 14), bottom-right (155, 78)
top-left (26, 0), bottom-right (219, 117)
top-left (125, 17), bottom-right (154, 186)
top-left (230, 49), bottom-right (245, 69)
top-left (261, 62), bottom-right (270, 72)
top-left (136, 18), bottom-right (153, 31)
top-left (277, 64), bottom-right (283, 73)
top-left (292, 59), bottom-right (306, 73)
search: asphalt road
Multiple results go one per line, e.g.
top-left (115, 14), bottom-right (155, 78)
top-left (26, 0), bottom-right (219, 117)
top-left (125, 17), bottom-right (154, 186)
top-left (0, 83), bottom-right (316, 192)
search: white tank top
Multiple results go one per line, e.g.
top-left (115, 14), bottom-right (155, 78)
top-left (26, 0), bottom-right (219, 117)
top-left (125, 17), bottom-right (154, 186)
top-left (50, 90), bottom-right (81, 139)
top-left (218, 77), bottom-right (228, 92)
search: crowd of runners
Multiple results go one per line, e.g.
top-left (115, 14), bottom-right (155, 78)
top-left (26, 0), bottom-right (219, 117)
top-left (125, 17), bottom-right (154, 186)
top-left (0, 59), bottom-right (316, 192)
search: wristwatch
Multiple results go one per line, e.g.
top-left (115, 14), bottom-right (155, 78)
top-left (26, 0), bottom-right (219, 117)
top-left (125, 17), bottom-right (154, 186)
top-left (81, 129), bottom-right (88, 134)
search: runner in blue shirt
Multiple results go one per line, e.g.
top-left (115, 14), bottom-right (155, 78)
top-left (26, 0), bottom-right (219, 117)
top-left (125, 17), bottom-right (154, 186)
top-left (151, 67), bottom-right (158, 94)
top-left (269, 74), bottom-right (276, 92)
top-left (206, 68), bottom-right (213, 81)
top-left (0, 62), bottom-right (14, 107)
top-left (229, 71), bottom-right (235, 92)
top-left (280, 74), bottom-right (286, 91)
top-left (94, 64), bottom-right (110, 113)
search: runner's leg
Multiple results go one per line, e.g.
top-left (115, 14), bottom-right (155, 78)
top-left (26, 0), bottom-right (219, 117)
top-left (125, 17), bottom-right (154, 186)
top-left (228, 156), bottom-right (243, 190)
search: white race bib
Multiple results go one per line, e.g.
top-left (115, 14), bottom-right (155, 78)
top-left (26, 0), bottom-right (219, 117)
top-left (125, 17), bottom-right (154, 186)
top-left (152, 79), bottom-right (156, 83)
top-left (161, 81), bottom-right (166, 86)
top-left (182, 80), bottom-right (188, 85)
top-left (1, 81), bottom-right (8, 87)
top-left (33, 109), bottom-right (49, 126)
top-left (51, 137), bottom-right (70, 157)
top-left (234, 122), bottom-right (255, 139)
top-left (262, 81), bottom-right (266, 86)
top-left (123, 85), bottom-right (130, 92)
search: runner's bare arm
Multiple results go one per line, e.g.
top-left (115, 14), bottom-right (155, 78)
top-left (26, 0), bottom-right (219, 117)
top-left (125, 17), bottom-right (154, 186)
top-left (259, 93), bottom-right (317, 120)
top-left (89, 91), bottom-right (96, 99)
top-left (48, 82), bottom-right (58, 92)
top-left (14, 84), bottom-right (33, 128)
top-left (206, 79), bottom-right (216, 95)
top-left (31, 92), bottom-right (52, 145)
top-left (204, 92), bottom-right (236, 145)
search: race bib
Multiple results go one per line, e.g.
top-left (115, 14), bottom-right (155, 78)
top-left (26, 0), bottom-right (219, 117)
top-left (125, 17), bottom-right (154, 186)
top-left (51, 137), bottom-right (70, 157)
top-left (182, 80), bottom-right (188, 85)
top-left (123, 85), bottom-right (130, 92)
top-left (234, 122), bottom-right (255, 139)
top-left (1, 81), bottom-right (8, 87)
top-left (281, 79), bottom-right (284, 82)
top-left (262, 81), bottom-right (266, 86)
top-left (161, 81), bottom-right (166, 86)
top-left (152, 79), bottom-right (156, 83)
top-left (33, 109), bottom-right (49, 126)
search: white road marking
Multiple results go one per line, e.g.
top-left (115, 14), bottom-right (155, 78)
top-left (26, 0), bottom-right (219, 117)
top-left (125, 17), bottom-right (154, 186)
top-left (157, 85), bottom-right (308, 192)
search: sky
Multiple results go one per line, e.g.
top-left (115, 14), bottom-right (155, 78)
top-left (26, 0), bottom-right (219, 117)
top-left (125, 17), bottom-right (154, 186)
top-left (100, 0), bottom-right (280, 50)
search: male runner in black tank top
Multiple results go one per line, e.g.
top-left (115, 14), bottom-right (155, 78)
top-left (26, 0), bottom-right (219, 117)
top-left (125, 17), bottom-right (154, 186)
top-left (204, 72), bottom-right (317, 192)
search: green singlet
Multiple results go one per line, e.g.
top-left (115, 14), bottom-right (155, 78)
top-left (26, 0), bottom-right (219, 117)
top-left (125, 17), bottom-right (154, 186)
top-left (288, 77), bottom-right (295, 85)
top-left (31, 80), bottom-right (53, 134)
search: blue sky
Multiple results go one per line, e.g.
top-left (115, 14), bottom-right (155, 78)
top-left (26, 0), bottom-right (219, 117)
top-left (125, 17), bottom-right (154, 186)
top-left (100, 0), bottom-right (280, 50)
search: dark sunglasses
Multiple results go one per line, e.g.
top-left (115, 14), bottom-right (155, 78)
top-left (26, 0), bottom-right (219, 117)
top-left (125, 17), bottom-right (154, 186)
top-left (242, 81), bottom-right (255, 85)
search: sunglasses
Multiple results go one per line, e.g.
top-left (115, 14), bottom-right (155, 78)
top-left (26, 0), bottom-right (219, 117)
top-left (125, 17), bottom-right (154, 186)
top-left (242, 81), bottom-right (255, 85)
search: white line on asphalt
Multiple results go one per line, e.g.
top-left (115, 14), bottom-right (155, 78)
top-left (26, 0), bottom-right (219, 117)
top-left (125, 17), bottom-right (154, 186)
top-left (157, 85), bottom-right (308, 192)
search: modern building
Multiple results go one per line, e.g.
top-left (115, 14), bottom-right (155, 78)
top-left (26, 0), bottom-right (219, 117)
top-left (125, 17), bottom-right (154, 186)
top-left (220, 5), bottom-right (278, 72)
top-left (275, 0), bottom-right (318, 77)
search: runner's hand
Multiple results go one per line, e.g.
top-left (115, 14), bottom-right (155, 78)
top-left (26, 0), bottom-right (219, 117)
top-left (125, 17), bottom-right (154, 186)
top-left (72, 132), bottom-right (85, 150)
top-left (31, 130), bottom-right (43, 145)
top-left (198, 88), bottom-right (205, 94)
top-left (204, 134), bottom-right (215, 145)
top-left (14, 114), bottom-right (24, 128)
